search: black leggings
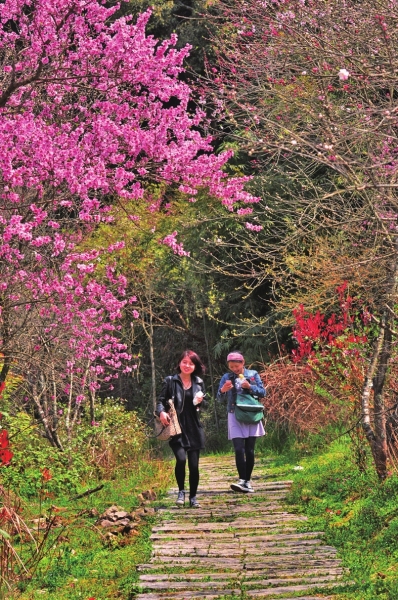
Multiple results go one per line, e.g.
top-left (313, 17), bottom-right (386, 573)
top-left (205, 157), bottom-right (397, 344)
top-left (232, 437), bottom-right (257, 481)
top-left (171, 445), bottom-right (200, 498)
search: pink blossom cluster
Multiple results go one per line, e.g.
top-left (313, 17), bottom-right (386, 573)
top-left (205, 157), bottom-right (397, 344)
top-left (245, 222), bottom-right (263, 231)
top-left (161, 231), bottom-right (190, 257)
top-left (0, 0), bottom-right (258, 209)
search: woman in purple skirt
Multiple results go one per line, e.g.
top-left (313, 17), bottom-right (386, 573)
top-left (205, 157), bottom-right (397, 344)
top-left (217, 352), bottom-right (266, 493)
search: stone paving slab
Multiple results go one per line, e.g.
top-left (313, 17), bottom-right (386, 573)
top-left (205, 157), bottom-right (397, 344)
top-left (135, 455), bottom-right (353, 599)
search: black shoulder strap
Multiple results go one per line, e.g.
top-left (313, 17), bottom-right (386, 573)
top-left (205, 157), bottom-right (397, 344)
top-left (167, 375), bottom-right (175, 400)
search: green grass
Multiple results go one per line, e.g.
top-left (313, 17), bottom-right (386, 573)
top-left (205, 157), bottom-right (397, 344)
top-left (257, 437), bottom-right (398, 599)
top-left (7, 454), bottom-right (174, 600)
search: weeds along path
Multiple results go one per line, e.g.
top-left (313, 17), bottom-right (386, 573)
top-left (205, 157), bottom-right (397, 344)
top-left (136, 454), bottom-right (351, 599)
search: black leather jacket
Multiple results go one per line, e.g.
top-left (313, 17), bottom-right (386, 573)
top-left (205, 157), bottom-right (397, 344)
top-left (156, 374), bottom-right (206, 416)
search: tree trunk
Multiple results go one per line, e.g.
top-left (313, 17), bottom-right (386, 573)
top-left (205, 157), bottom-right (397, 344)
top-left (361, 248), bottom-right (398, 479)
top-left (89, 387), bottom-right (96, 425)
top-left (65, 371), bottom-right (74, 446)
top-left (148, 302), bottom-right (157, 413)
top-left (372, 323), bottom-right (391, 480)
top-left (361, 316), bottom-right (384, 442)
top-left (203, 310), bottom-right (218, 431)
top-left (32, 384), bottom-right (64, 451)
top-left (0, 301), bottom-right (11, 387)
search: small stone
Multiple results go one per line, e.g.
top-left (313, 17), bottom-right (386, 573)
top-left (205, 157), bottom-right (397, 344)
top-left (114, 511), bottom-right (129, 519)
top-left (104, 505), bottom-right (123, 516)
top-left (143, 507), bottom-right (155, 516)
top-left (99, 519), bottom-right (115, 528)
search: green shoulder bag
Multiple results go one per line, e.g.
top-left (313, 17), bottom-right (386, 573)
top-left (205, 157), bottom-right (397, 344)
top-left (235, 393), bottom-right (264, 424)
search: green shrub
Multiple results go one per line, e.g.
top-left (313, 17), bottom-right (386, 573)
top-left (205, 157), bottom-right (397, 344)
top-left (69, 399), bottom-right (148, 476)
top-left (0, 400), bottom-right (149, 496)
top-left (1, 412), bottom-right (89, 496)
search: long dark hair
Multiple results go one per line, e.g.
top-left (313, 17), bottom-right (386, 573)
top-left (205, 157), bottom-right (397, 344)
top-left (176, 350), bottom-right (205, 377)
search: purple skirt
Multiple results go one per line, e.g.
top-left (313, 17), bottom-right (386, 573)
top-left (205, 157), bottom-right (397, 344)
top-left (228, 411), bottom-right (265, 440)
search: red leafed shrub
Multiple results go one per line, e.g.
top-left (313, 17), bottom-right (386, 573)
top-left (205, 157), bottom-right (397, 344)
top-left (260, 284), bottom-right (370, 436)
top-left (291, 282), bottom-right (369, 363)
top-left (0, 429), bottom-right (13, 467)
top-left (41, 468), bottom-right (52, 482)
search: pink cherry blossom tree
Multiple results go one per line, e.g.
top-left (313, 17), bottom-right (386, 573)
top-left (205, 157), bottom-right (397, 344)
top-left (0, 0), bottom-right (258, 446)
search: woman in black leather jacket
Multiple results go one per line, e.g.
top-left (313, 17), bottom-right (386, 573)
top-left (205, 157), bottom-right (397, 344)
top-left (157, 350), bottom-right (206, 508)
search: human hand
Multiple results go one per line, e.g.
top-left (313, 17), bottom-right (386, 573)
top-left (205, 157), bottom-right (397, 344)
top-left (193, 391), bottom-right (204, 405)
top-left (221, 380), bottom-right (233, 393)
top-left (159, 411), bottom-right (170, 426)
top-left (241, 379), bottom-right (251, 390)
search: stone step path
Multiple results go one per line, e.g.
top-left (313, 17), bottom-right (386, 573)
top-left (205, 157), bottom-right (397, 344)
top-left (135, 454), bottom-right (352, 599)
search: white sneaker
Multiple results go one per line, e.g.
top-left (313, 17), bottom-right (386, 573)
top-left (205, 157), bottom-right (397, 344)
top-left (230, 479), bottom-right (248, 492)
top-left (176, 490), bottom-right (185, 506)
top-left (243, 480), bottom-right (254, 493)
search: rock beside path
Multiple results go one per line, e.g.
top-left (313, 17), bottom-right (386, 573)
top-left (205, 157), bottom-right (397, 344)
top-left (96, 490), bottom-right (157, 539)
